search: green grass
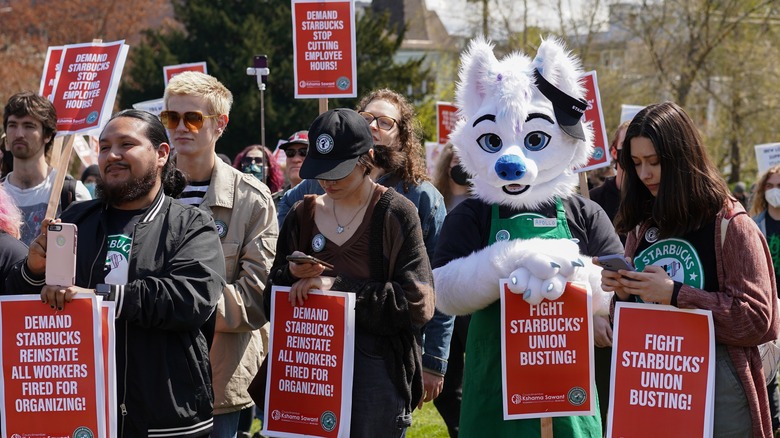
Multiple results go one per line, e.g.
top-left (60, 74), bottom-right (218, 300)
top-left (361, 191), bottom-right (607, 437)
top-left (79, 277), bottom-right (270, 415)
top-left (249, 402), bottom-right (449, 437)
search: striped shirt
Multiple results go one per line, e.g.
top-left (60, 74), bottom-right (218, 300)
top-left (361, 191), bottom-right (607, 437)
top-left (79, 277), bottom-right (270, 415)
top-left (179, 180), bottom-right (210, 207)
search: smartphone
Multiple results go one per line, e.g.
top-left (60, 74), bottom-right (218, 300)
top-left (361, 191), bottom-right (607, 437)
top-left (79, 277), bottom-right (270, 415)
top-left (46, 223), bottom-right (78, 286)
top-left (598, 254), bottom-right (635, 272)
top-left (286, 254), bottom-right (334, 269)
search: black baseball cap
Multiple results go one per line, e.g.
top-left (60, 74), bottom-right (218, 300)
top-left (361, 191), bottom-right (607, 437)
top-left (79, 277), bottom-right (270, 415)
top-left (533, 69), bottom-right (588, 141)
top-left (278, 130), bottom-right (309, 150)
top-left (300, 108), bottom-right (373, 180)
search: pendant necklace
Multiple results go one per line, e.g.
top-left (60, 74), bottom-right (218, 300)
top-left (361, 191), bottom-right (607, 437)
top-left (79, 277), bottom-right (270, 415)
top-left (333, 184), bottom-right (372, 234)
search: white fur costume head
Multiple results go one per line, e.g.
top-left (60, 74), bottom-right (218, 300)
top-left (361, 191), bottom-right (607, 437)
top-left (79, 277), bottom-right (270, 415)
top-left (451, 37), bottom-right (594, 210)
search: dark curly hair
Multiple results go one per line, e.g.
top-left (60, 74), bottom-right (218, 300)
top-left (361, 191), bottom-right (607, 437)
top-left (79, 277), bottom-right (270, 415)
top-left (357, 89), bottom-right (428, 192)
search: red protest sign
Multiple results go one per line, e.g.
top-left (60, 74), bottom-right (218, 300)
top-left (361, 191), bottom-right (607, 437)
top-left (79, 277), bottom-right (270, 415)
top-left (292, 0), bottom-right (357, 98)
top-left (263, 286), bottom-right (355, 437)
top-left (500, 281), bottom-right (595, 419)
top-left (576, 71), bottom-right (611, 173)
top-left (163, 61), bottom-right (208, 86)
top-left (437, 102), bottom-right (459, 145)
top-left (50, 40), bottom-right (129, 135)
top-left (39, 46), bottom-right (64, 101)
top-left (608, 302), bottom-right (714, 437)
top-left (0, 294), bottom-right (107, 438)
top-left (101, 302), bottom-right (117, 437)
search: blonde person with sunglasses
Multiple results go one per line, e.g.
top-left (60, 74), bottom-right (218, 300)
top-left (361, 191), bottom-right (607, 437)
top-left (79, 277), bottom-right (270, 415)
top-left (275, 89), bottom-right (453, 415)
top-left (163, 71), bottom-right (279, 438)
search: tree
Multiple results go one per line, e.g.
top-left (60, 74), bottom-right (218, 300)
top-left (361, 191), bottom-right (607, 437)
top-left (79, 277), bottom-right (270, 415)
top-left (0, 0), bottom-right (166, 108)
top-left (119, 1), bottom-right (433, 157)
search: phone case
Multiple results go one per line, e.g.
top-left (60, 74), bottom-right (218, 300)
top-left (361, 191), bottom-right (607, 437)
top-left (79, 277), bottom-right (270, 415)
top-left (599, 254), bottom-right (635, 272)
top-left (46, 223), bottom-right (78, 286)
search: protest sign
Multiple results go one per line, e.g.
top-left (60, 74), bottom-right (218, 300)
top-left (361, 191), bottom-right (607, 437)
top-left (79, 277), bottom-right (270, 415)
top-left (163, 61), bottom-right (208, 86)
top-left (437, 101), bottom-right (459, 145)
top-left (620, 104), bottom-right (644, 124)
top-left (101, 302), bottom-right (117, 437)
top-left (132, 98), bottom-right (165, 118)
top-left (577, 71), bottom-right (610, 173)
top-left (49, 40), bottom-right (129, 135)
top-left (39, 46), bottom-right (64, 101)
top-left (263, 286), bottom-right (355, 437)
top-left (608, 302), bottom-right (714, 437)
top-left (0, 294), bottom-right (107, 438)
top-left (292, 0), bottom-right (357, 98)
top-left (755, 143), bottom-right (780, 177)
top-left (500, 281), bottom-right (595, 419)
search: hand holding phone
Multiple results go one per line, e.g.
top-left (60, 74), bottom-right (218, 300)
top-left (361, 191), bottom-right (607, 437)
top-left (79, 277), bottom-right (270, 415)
top-left (286, 254), bottom-right (334, 269)
top-left (597, 254), bottom-right (635, 272)
top-left (46, 223), bottom-right (78, 286)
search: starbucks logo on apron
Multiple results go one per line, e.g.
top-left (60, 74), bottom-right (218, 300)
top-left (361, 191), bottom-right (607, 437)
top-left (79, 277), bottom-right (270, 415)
top-left (311, 233), bottom-right (326, 252)
top-left (635, 238), bottom-right (704, 288)
top-left (495, 229), bottom-right (511, 241)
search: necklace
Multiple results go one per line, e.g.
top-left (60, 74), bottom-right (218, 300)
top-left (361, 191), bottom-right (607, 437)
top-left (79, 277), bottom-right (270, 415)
top-left (332, 184), bottom-right (373, 234)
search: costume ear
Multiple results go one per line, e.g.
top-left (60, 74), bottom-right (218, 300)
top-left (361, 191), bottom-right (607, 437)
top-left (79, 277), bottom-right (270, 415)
top-left (531, 38), bottom-right (587, 101)
top-left (455, 36), bottom-right (498, 118)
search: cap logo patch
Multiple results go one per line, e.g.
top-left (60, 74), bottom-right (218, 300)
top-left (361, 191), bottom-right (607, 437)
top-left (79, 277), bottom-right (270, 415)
top-left (316, 134), bottom-right (335, 154)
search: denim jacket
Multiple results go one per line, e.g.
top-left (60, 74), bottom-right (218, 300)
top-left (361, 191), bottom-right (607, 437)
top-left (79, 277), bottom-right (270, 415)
top-left (276, 174), bottom-right (454, 375)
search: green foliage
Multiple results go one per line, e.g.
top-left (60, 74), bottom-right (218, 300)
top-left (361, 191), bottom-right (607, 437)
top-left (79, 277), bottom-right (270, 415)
top-left (119, 1), bottom-right (433, 157)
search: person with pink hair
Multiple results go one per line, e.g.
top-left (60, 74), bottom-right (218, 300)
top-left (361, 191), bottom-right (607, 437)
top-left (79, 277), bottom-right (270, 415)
top-left (0, 184), bottom-right (29, 294)
top-left (233, 145), bottom-right (284, 194)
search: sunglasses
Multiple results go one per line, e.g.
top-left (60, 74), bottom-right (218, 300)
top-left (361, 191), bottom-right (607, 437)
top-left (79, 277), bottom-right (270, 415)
top-left (284, 148), bottom-right (308, 158)
top-left (241, 157), bottom-right (264, 166)
top-left (359, 111), bottom-right (397, 131)
top-left (159, 111), bottom-right (219, 131)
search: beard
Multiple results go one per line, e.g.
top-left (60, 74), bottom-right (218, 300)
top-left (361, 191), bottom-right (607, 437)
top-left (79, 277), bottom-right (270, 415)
top-left (97, 164), bottom-right (158, 207)
top-left (372, 144), bottom-right (406, 173)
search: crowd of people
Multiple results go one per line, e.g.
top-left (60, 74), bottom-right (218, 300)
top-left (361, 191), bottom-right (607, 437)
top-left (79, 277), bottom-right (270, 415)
top-left (1, 70), bottom-right (780, 438)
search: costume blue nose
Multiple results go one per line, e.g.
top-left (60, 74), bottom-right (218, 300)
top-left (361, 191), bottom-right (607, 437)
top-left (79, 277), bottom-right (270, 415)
top-left (495, 155), bottom-right (526, 181)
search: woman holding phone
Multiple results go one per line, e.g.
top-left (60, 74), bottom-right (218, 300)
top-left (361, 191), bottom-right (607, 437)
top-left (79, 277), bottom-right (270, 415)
top-left (598, 101), bottom-right (779, 437)
top-left (265, 108), bottom-right (434, 437)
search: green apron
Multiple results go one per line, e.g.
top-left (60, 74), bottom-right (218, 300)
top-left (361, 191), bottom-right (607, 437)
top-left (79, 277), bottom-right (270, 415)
top-left (459, 197), bottom-right (601, 437)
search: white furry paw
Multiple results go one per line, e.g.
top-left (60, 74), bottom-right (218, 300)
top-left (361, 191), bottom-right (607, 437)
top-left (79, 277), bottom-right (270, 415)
top-left (505, 252), bottom-right (586, 305)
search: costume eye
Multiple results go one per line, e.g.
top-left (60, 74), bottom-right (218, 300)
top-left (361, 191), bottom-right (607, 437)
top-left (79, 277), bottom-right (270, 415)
top-left (477, 133), bottom-right (502, 153)
top-left (524, 131), bottom-right (551, 151)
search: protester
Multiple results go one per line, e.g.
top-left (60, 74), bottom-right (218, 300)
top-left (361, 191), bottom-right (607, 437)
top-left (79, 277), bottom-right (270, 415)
top-left (5, 109), bottom-right (226, 437)
top-left (276, 89), bottom-right (452, 411)
top-left (232, 144), bottom-right (284, 193)
top-left (588, 120), bottom-right (629, 427)
top-left (430, 142), bottom-right (471, 437)
top-left (266, 108), bottom-right (434, 436)
top-left (750, 164), bottom-right (780, 435)
top-left (734, 181), bottom-right (749, 209)
top-left (164, 71), bottom-right (279, 438)
top-left (599, 101), bottom-right (779, 437)
top-left (277, 130), bottom-right (309, 191)
top-left (80, 164), bottom-right (101, 199)
top-left (0, 184), bottom-right (26, 295)
top-left (1, 91), bottom-right (91, 245)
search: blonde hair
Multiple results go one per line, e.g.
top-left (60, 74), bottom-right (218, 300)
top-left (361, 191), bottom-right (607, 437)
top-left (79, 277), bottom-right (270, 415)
top-left (751, 164), bottom-right (780, 216)
top-left (164, 71), bottom-right (233, 116)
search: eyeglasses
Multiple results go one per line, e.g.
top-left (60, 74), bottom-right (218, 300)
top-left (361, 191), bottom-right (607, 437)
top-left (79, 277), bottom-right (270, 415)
top-left (159, 111), bottom-right (219, 131)
top-left (359, 111), bottom-right (397, 131)
top-left (284, 148), bottom-right (308, 158)
top-left (241, 157), bottom-right (264, 166)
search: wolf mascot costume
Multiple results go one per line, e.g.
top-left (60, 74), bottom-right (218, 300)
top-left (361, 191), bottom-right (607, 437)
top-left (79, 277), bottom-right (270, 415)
top-left (432, 38), bottom-right (623, 436)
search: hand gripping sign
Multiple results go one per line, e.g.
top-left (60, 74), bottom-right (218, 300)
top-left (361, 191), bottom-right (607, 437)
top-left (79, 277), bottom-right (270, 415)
top-left (0, 294), bottom-right (108, 438)
top-left (608, 302), bottom-right (715, 438)
top-left (264, 286), bottom-right (356, 438)
top-left (500, 281), bottom-right (596, 420)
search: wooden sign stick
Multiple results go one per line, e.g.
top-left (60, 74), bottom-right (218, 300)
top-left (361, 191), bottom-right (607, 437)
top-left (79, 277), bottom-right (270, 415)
top-left (541, 417), bottom-right (553, 438)
top-left (319, 98), bottom-right (328, 115)
top-left (44, 134), bottom-right (75, 219)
